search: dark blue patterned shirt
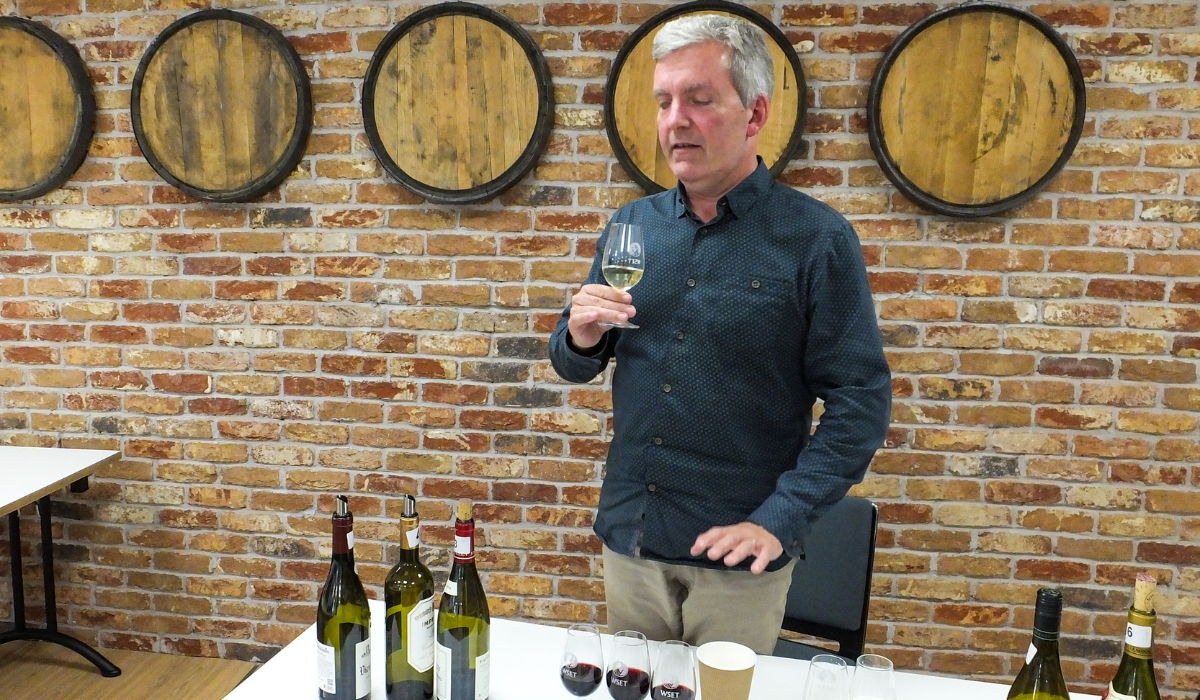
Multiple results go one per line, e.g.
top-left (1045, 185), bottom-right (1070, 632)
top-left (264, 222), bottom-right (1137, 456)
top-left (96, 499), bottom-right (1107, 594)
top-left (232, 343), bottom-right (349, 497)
top-left (549, 161), bottom-right (891, 572)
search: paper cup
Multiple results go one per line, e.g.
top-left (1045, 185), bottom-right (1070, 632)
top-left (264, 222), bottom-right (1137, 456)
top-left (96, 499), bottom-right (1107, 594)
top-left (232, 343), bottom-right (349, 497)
top-left (696, 641), bottom-right (756, 700)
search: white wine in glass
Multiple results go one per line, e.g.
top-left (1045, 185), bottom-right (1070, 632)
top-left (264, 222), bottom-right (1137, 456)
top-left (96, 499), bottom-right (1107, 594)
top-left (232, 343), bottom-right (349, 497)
top-left (599, 223), bottom-right (644, 330)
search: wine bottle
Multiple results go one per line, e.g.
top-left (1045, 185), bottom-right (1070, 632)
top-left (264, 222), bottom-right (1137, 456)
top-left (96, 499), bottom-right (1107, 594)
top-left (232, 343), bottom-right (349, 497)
top-left (435, 499), bottom-right (491, 700)
top-left (317, 496), bottom-right (372, 700)
top-left (1007, 588), bottom-right (1070, 700)
top-left (385, 495), bottom-right (435, 700)
top-left (1102, 574), bottom-right (1160, 700)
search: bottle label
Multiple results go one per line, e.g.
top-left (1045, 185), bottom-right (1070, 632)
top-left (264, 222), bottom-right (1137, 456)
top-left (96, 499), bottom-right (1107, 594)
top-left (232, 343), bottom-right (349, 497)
top-left (1025, 642), bottom-right (1036, 664)
top-left (407, 528), bottom-right (420, 548)
top-left (1126, 622), bottom-right (1152, 650)
top-left (475, 649), bottom-right (490, 700)
top-left (408, 597), bottom-right (434, 673)
top-left (356, 637), bottom-right (371, 698)
top-left (433, 640), bottom-right (487, 700)
top-left (317, 640), bottom-right (336, 694)
top-left (435, 641), bottom-right (450, 700)
top-left (1106, 683), bottom-right (1137, 700)
top-left (455, 535), bottom-right (471, 556)
top-left (444, 580), bottom-right (458, 597)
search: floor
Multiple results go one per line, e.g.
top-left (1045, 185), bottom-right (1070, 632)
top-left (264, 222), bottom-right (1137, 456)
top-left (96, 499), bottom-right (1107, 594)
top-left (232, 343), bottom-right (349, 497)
top-left (0, 640), bottom-right (257, 700)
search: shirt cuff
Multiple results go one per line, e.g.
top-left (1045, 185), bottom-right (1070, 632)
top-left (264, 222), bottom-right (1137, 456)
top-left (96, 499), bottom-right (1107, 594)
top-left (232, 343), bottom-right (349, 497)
top-left (567, 331), bottom-right (607, 358)
top-left (749, 499), bottom-right (809, 560)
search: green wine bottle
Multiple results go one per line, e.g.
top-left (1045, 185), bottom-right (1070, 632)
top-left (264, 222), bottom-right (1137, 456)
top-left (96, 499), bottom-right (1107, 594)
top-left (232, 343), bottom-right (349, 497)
top-left (317, 496), bottom-right (372, 700)
top-left (1103, 574), bottom-right (1160, 700)
top-left (385, 495), bottom-right (435, 700)
top-left (435, 499), bottom-right (490, 700)
top-left (1007, 588), bottom-right (1070, 700)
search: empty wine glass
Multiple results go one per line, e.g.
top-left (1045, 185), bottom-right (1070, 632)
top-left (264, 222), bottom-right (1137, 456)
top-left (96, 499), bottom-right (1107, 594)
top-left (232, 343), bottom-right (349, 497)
top-left (561, 624), bottom-right (604, 696)
top-left (651, 640), bottom-right (696, 700)
top-left (850, 654), bottom-right (896, 700)
top-left (803, 654), bottom-right (851, 700)
top-left (598, 223), bottom-right (644, 330)
top-left (607, 630), bottom-right (652, 700)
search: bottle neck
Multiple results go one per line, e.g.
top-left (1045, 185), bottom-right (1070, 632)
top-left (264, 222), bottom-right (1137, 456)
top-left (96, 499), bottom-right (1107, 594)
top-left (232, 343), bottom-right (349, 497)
top-left (453, 518), bottom-right (475, 564)
top-left (1123, 608), bottom-right (1155, 660)
top-left (1031, 632), bottom-right (1060, 655)
top-left (333, 513), bottom-right (355, 565)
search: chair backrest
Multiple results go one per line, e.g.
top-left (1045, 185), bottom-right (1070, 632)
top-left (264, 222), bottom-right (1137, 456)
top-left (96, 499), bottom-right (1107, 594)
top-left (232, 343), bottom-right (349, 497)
top-left (780, 496), bottom-right (878, 660)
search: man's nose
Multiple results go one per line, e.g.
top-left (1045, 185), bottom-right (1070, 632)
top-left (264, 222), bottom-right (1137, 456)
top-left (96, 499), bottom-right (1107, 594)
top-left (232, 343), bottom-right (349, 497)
top-left (660, 101), bottom-right (689, 130)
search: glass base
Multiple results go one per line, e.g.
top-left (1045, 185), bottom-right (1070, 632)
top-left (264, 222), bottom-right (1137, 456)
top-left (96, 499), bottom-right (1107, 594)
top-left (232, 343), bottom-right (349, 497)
top-left (598, 321), bottom-right (639, 329)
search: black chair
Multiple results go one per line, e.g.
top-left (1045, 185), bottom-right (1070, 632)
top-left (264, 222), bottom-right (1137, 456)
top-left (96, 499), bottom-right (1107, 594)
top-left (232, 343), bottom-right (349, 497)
top-left (773, 496), bottom-right (878, 661)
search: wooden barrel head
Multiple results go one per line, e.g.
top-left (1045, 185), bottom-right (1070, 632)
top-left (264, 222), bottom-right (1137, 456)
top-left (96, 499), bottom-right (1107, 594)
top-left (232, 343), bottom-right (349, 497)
top-left (132, 10), bottom-right (312, 203)
top-left (0, 18), bottom-right (95, 202)
top-left (606, 0), bottom-right (806, 193)
top-left (363, 1), bottom-right (554, 204)
top-left (869, 2), bottom-right (1086, 217)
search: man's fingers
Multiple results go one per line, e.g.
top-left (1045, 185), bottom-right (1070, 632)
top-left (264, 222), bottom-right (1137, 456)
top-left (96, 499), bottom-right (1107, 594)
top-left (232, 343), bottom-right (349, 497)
top-left (572, 294), bottom-right (636, 315)
top-left (703, 532), bottom-right (741, 561)
top-left (723, 538), bottom-right (758, 567)
top-left (580, 284), bottom-right (632, 304)
top-left (750, 549), bottom-right (771, 575)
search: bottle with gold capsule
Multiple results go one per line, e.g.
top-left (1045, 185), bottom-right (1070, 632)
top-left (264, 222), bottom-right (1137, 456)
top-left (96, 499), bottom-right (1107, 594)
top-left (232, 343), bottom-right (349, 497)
top-left (385, 494), bottom-right (435, 700)
top-left (1102, 573), bottom-right (1160, 700)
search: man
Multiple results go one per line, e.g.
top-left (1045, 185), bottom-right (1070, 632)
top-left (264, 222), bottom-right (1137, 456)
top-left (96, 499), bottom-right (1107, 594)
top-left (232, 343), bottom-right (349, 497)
top-left (548, 15), bottom-right (892, 654)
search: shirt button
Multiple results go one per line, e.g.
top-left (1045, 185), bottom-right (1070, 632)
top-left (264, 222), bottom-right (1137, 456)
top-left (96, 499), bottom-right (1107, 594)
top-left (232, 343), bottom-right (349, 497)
top-left (675, 331), bottom-right (685, 341)
top-left (653, 437), bottom-right (662, 445)
top-left (751, 279), bottom-right (761, 289)
top-left (647, 484), bottom-right (657, 493)
top-left (662, 384), bottom-right (672, 393)
top-left (698, 227), bottom-right (706, 235)
top-left (686, 279), bottom-right (696, 288)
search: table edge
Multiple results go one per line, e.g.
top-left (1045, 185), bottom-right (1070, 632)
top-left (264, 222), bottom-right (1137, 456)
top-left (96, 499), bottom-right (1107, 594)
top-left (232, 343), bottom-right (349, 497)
top-left (0, 449), bottom-right (121, 516)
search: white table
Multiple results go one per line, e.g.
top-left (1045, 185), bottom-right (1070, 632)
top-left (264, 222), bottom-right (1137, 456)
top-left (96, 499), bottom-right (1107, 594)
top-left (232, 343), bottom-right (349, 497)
top-left (0, 446), bottom-right (122, 677)
top-left (225, 599), bottom-right (1099, 700)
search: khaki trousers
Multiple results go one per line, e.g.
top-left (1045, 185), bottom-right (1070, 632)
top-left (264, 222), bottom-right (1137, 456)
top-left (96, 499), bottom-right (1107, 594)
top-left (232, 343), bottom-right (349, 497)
top-left (602, 544), bottom-right (797, 654)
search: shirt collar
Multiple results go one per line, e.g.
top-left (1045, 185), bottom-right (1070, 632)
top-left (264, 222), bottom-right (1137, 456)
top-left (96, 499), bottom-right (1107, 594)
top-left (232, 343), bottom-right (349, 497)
top-left (672, 156), bottom-right (772, 221)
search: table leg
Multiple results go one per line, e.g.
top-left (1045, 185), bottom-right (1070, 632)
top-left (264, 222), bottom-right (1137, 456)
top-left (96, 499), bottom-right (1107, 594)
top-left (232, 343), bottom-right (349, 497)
top-left (0, 498), bottom-right (121, 678)
top-left (7, 511), bottom-right (24, 631)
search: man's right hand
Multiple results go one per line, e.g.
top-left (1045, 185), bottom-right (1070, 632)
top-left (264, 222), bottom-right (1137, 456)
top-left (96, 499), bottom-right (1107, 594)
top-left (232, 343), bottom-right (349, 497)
top-left (567, 284), bottom-right (636, 351)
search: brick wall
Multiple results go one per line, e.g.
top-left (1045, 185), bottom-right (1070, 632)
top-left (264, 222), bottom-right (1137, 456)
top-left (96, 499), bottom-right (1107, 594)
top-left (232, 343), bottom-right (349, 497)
top-left (0, 0), bottom-right (1197, 695)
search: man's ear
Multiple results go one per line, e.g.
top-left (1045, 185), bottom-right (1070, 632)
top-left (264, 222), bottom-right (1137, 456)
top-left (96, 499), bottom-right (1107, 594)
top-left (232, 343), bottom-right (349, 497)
top-left (746, 94), bottom-right (769, 138)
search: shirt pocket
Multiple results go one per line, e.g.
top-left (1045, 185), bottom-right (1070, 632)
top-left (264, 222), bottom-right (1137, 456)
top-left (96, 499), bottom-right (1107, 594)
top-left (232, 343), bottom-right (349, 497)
top-left (713, 273), bottom-right (792, 353)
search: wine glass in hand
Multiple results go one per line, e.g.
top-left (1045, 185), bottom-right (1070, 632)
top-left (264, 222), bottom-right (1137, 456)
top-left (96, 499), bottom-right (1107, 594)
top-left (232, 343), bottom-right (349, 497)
top-left (561, 624), bottom-right (604, 697)
top-left (651, 641), bottom-right (695, 700)
top-left (599, 223), bottom-right (644, 330)
top-left (607, 631), bottom-right (652, 700)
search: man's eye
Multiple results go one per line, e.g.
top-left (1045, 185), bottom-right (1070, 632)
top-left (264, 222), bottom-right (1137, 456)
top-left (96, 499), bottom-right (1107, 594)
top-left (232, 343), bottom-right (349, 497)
top-left (693, 99), bottom-right (711, 106)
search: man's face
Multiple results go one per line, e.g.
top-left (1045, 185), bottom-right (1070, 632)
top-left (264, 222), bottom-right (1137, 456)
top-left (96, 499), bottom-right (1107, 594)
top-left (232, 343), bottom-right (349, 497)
top-left (653, 41), bottom-right (761, 193)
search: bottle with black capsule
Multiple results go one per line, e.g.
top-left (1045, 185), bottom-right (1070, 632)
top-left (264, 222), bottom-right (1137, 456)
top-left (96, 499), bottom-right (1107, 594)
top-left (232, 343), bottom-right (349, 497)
top-left (1007, 588), bottom-right (1069, 700)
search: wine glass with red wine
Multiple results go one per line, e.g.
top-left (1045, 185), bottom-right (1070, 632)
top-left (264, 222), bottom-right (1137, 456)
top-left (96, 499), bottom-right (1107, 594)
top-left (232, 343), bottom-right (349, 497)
top-left (561, 624), bottom-right (604, 696)
top-left (607, 630), bottom-right (652, 700)
top-left (651, 640), bottom-right (695, 700)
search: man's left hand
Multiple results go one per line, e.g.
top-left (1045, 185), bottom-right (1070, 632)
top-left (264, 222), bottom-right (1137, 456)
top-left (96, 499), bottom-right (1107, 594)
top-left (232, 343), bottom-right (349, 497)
top-left (691, 522), bottom-right (783, 574)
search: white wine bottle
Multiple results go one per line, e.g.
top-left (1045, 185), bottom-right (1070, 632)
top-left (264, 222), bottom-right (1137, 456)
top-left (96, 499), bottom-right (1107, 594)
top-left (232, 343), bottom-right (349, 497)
top-left (435, 499), bottom-right (490, 700)
top-left (1102, 574), bottom-right (1160, 700)
top-left (385, 495), bottom-right (435, 700)
top-left (318, 496), bottom-right (372, 700)
top-left (1007, 588), bottom-right (1070, 700)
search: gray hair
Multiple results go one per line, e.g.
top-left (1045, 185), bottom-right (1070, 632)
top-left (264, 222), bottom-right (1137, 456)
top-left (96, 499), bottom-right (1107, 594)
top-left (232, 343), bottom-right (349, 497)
top-left (651, 14), bottom-right (774, 108)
